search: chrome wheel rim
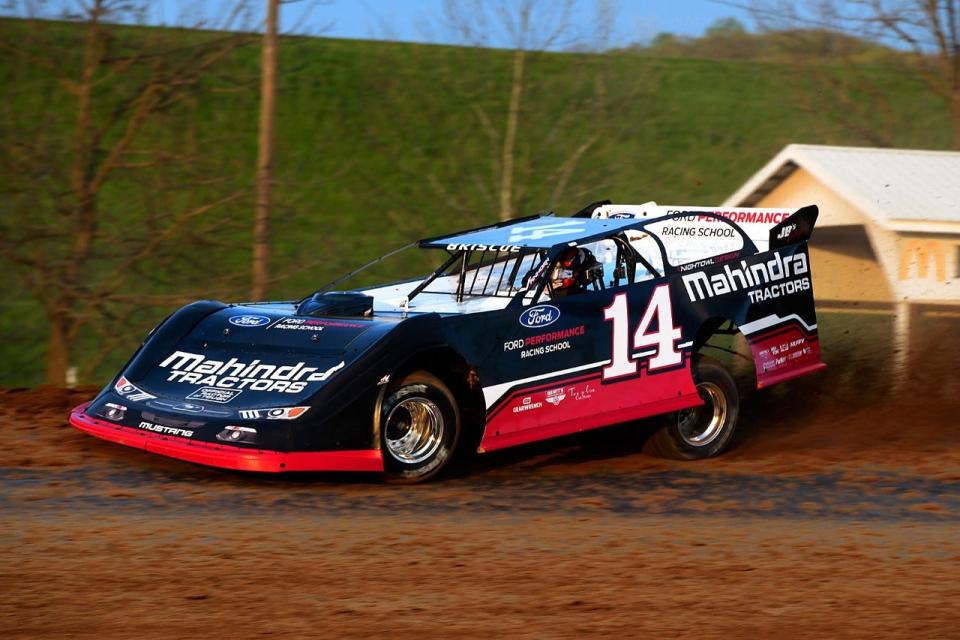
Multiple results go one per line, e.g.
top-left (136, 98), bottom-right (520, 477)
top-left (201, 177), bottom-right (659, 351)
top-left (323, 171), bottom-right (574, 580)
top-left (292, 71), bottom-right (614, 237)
top-left (384, 397), bottom-right (444, 464)
top-left (677, 382), bottom-right (727, 447)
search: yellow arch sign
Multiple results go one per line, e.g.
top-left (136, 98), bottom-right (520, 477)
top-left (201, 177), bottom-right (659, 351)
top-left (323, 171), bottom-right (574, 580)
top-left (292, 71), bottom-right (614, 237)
top-left (898, 239), bottom-right (946, 282)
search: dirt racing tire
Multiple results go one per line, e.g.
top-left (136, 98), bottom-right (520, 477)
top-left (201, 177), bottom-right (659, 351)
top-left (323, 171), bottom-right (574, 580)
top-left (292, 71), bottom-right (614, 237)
top-left (644, 357), bottom-right (740, 460)
top-left (380, 371), bottom-right (460, 483)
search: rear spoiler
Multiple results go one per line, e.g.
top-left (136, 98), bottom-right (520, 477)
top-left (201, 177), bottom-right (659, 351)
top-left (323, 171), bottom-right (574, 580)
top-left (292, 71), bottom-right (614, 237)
top-left (572, 200), bottom-right (612, 218)
top-left (769, 205), bottom-right (819, 250)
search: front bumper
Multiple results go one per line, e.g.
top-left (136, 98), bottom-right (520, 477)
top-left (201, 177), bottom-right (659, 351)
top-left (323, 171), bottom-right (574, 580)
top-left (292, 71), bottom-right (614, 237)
top-left (69, 403), bottom-right (384, 473)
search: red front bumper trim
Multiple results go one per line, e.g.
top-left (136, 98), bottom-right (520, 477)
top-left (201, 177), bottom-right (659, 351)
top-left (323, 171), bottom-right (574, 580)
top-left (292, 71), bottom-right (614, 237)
top-left (69, 403), bottom-right (384, 473)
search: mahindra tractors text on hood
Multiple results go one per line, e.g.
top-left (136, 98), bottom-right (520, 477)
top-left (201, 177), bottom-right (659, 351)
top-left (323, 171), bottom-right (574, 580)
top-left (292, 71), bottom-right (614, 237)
top-left (118, 303), bottom-right (399, 409)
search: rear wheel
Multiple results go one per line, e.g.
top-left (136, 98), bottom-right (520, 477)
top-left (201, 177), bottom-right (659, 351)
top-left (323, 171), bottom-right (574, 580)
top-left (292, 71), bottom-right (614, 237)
top-left (644, 357), bottom-right (739, 460)
top-left (380, 371), bottom-right (460, 482)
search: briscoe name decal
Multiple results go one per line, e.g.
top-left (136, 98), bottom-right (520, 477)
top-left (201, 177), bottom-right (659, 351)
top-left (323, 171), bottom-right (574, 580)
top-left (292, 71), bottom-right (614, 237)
top-left (159, 351), bottom-right (345, 394)
top-left (446, 243), bottom-right (521, 253)
top-left (681, 251), bottom-right (809, 302)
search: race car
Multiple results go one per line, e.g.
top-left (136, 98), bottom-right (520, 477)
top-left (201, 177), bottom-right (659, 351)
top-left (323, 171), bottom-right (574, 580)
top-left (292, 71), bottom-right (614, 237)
top-left (70, 200), bottom-right (826, 481)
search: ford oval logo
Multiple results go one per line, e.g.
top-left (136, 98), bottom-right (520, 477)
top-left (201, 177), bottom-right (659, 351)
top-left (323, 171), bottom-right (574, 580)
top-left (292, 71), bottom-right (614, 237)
top-left (519, 305), bottom-right (560, 328)
top-left (172, 402), bottom-right (204, 412)
top-left (229, 315), bottom-right (271, 327)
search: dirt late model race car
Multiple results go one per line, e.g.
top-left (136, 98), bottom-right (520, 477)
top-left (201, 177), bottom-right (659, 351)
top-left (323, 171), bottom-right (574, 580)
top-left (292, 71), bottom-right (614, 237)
top-left (71, 201), bottom-right (826, 481)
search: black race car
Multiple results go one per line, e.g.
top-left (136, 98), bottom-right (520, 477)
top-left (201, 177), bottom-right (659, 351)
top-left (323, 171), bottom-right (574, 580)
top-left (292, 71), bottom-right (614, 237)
top-left (71, 201), bottom-right (825, 481)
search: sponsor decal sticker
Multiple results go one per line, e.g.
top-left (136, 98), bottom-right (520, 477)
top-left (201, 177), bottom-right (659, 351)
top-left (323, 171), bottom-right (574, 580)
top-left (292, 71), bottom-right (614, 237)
top-left (238, 406), bottom-right (309, 420)
top-left (504, 325), bottom-right (586, 358)
top-left (661, 210), bottom-right (790, 225)
top-left (137, 420), bottom-right (195, 438)
top-left (675, 251), bottom-right (740, 273)
top-left (272, 317), bottom-right (367, 329)
top-left (228, 315), bottom-right (271, 327)
top-left (519, 304), bottom-right (560, 329)
top-left (186, 387), bottom-right (243, 404)
top-left (149, 399), bottom-right (232, 417)
top-left (114, 376), bottom-right (156, 402)
top-left (545, 388), bottom-right (566, 406)
top-left (658, 226), bottom-right (737, 238)
top-left (445, 243), bottom-right (521, 253)
top-left (776, 223), bottom-right (797, 240)
top-left (567, 383), bottom-right (596, 401)
top-left (520, 341), bottom-right (571, 359)
top-left (756, 337), bottom-right (814, 372)
top-left (681, 251), bottom-right (809, 302)
top-left (172, 402), bottom-right (204, 413)
top-left (512, 396), bottom-right (543, 413)
top-left (159, 351), bottom-right (344, 394)
top-left (269, 317), bottom-right (326, 332)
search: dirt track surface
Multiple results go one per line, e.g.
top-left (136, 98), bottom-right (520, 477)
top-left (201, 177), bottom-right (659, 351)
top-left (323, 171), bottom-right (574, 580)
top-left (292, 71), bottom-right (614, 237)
top-left (2, 345), bottom-right (959, 638)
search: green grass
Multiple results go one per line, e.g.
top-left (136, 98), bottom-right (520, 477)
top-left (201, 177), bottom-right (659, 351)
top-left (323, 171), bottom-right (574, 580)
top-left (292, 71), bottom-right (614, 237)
top-left (0, 18), bottom-right (952, 386)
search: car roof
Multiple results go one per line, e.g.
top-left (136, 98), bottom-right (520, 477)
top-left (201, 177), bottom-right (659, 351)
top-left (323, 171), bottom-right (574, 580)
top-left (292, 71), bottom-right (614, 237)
top-left (419, 216), bottom-right (642, 250)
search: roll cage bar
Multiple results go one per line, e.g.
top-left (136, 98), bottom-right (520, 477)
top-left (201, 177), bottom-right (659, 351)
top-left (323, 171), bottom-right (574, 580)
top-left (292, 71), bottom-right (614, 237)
top-left (408, 210), bottom-right (759, 305)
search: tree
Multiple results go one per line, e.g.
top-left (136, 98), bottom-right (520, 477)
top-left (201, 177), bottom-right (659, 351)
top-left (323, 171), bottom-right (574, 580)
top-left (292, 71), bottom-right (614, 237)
top-left (746, 0), bottom-right (960, 148)
top-left (252, 0), bottom-right (278, 300)
top-left (705, 16), bottom-right (747, 37)
top-left (0, 1), bottom-right (256, 384)
top-left (441, 0), bottom-right (579, 220)
top-left (343, 0), bottom-right (643, 234)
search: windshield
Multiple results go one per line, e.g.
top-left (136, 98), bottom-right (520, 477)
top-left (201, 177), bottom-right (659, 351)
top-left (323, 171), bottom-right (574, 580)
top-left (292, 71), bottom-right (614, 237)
top-left (319, 244), bottom-right (546, 303)
top-left (415, 248), bottom-right (545, 301)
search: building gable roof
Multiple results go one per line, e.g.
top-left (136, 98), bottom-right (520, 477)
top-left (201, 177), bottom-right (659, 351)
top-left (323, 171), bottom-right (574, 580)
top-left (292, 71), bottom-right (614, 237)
top-left (723, 144), bottom-right (960, 233)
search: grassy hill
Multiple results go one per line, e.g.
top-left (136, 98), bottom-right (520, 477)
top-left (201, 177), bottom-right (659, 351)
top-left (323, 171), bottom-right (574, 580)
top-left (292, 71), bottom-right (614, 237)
top-left (0, 17), bottom-right (952, 386)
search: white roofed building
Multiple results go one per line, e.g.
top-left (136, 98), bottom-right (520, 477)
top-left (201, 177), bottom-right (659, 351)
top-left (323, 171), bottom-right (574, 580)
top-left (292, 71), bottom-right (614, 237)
top-left (723, 144), bottom-right (960, 381)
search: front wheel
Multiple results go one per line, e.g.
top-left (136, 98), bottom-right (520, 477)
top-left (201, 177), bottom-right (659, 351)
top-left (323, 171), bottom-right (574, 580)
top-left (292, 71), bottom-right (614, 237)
top-left (644, 357), bottom-right (740, 460)
top-left (380, 371), bottom-right (460, 482)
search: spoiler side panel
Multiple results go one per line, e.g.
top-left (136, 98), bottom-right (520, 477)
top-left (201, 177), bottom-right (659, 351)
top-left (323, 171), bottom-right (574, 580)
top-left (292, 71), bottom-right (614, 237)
top-left (677, 239), bottom-right (826, 389)
top-left (769, 205), bottom-right (819, 250)
top-left (738, 240), bottom-right (826, 388)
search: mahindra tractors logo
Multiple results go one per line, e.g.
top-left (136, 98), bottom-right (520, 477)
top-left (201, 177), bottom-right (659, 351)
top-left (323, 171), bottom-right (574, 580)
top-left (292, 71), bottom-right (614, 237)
top-left (681, 251), bottom-right (809, 302)
top-left (519, 305), bottom-right (560, 328)
top-left (158, 351), bottom-right (344, 394)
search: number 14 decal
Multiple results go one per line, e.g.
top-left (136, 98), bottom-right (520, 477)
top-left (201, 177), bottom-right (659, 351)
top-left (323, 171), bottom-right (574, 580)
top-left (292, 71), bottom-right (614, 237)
top-left (603, 284), bottom-right (683, 380)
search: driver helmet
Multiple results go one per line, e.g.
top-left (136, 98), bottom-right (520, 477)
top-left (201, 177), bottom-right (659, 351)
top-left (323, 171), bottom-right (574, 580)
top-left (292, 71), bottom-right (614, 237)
top-left (551, 247), bottom-right (602, 295)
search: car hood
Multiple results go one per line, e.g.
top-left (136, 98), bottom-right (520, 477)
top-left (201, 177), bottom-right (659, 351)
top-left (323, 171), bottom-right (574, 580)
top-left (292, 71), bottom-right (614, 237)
top-left (123, 304), bottom-right (399, 410)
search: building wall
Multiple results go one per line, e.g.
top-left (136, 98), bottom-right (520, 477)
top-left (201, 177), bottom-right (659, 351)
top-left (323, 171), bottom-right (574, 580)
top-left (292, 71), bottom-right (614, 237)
top-left (754, 167), bottom-right (867, 227)
top-left (753, 166), bottom-right (960, 305)
top-left (753, 168), bottom-right (893, 304)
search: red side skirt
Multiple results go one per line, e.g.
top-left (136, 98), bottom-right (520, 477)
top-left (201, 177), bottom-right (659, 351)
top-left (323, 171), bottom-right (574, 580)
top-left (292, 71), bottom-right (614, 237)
top-left (69, 403), bottom-right (384, 473)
